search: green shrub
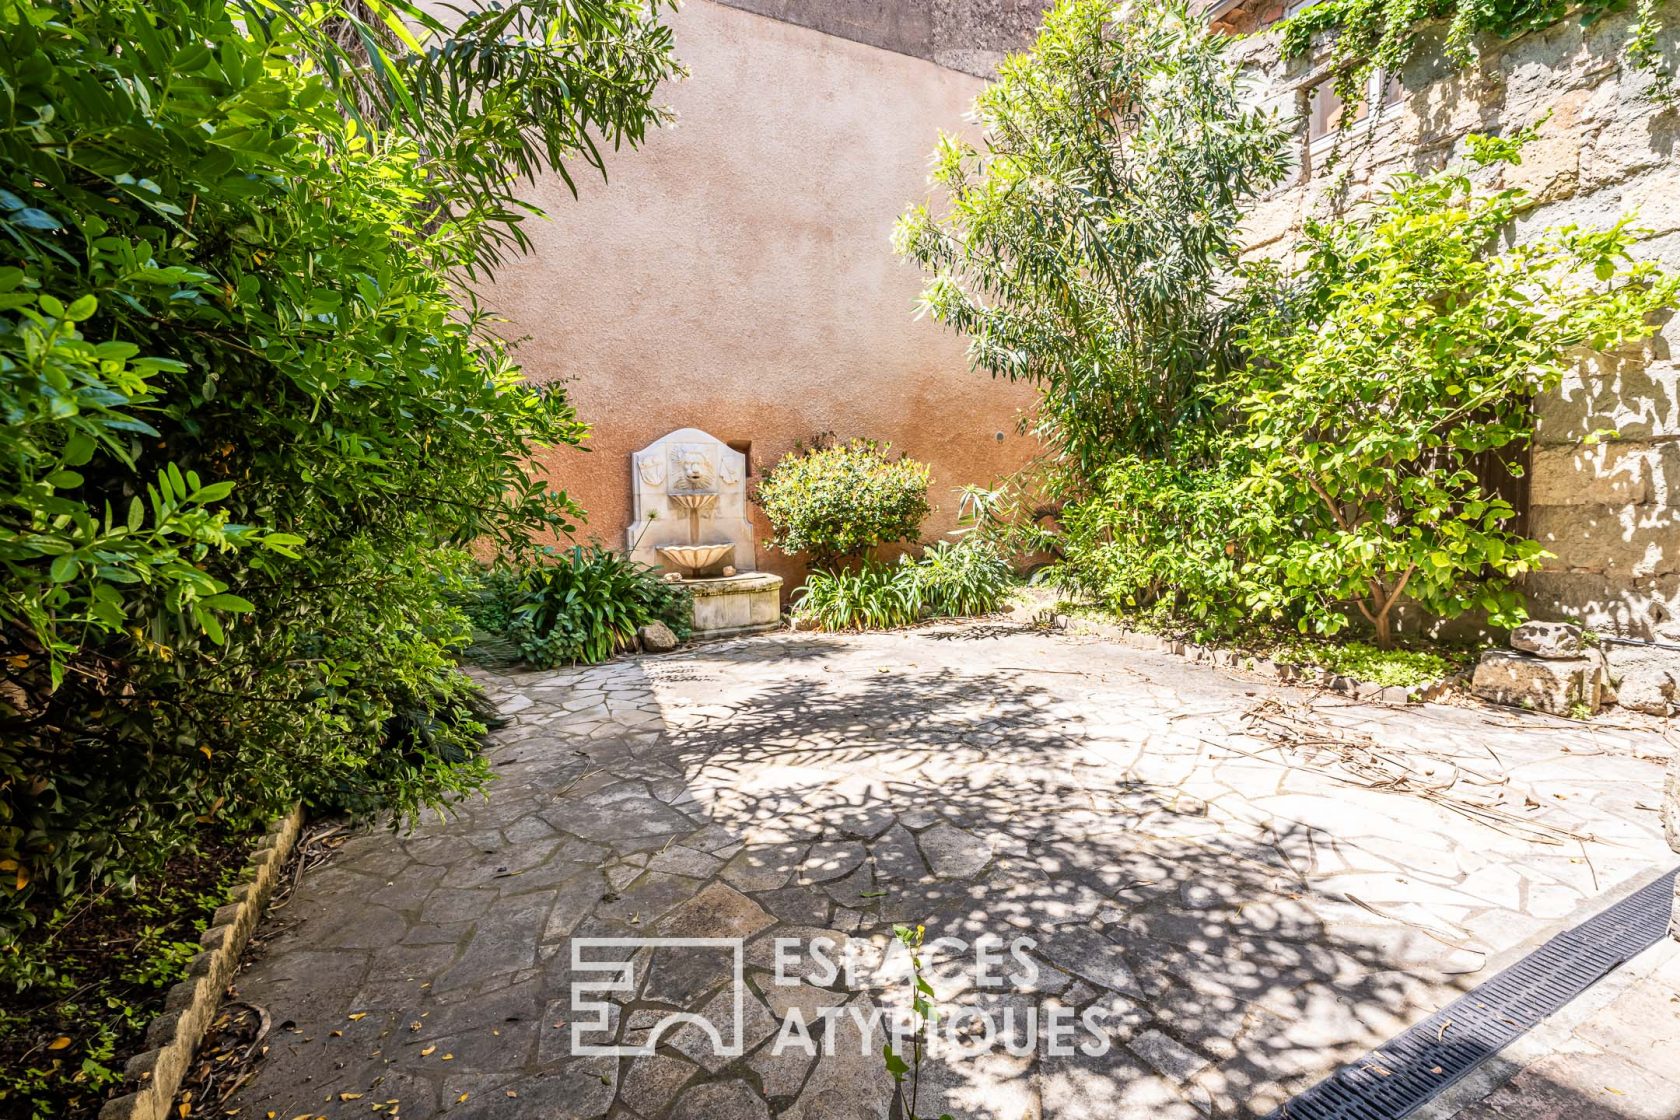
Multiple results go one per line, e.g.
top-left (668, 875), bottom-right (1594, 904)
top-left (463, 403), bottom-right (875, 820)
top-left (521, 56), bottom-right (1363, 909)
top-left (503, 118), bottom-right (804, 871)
top-left (1051, 452), bottom-right (1273, 636)
top-left (1275, 640), bottom-right (1457, 688)
top-left (894, 0), bottom-right (1288, 477)
top-left (914, 540), bottom-right (1015, 618)
top-left (1237, 138), bottom-right (1679, 646)
top-left (0, 0), bottom-right (678, 928)
top-left (506, 547), bottom-right (691, 668)
top-left (756, 438), bottom-right (932, 567)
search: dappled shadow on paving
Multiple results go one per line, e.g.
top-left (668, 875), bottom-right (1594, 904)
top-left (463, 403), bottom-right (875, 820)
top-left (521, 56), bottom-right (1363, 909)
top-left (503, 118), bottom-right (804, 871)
top-left (214, 627), bottom-right (1672, 1120)
top-left (598, 649), bottom-right (1438, 1117)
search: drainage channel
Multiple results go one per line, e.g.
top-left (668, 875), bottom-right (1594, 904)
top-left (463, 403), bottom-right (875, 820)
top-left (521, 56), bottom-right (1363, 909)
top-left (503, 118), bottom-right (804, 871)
top-left (1268, 866), bottom-right (1680, 1120)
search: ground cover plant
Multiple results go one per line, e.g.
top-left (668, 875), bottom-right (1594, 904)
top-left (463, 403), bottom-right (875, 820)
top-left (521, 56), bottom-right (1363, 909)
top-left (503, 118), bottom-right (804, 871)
top-left (460, 547), bottom-right (692, 669)
top-left (0, 0), bottom-right (679, 1111)
top-left (0, 828), bottom-right (250, 1116)
top-left (792, 539), bottom-right (1015, 631)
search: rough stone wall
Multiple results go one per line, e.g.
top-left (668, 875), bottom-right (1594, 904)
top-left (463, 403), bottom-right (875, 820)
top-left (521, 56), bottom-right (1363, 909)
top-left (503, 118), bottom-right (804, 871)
top-left (482, 1), bottom-right (1039, 591)
top-left (1227, 9), bottom-right (1680, 706)
top-left (711, 0), bottom-right (1053, 75)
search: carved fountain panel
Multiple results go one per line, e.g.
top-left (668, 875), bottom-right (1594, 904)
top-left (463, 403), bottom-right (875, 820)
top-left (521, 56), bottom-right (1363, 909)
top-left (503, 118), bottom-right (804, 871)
top-left (627, 428), bottom-right (755, 576)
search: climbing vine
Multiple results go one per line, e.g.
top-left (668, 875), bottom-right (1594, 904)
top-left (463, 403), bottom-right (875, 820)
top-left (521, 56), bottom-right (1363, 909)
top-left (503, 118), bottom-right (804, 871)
top-left (1279, 0), bottom-right (1672, 107)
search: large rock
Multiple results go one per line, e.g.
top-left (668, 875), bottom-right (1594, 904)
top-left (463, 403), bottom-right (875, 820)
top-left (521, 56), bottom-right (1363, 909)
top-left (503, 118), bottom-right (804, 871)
top-left (637, 621), bottom-right (679, 653)
top-left (1605, 643), bottom-right (1680, 715)
top-left (1509, 620), bottom-right (1583, 659)
top-left (1470, 649), bottom-right (1607, 715)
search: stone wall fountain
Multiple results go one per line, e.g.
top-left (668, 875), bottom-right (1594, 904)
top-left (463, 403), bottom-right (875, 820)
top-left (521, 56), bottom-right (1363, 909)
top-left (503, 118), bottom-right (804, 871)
top-left (627, 427), bottom-right (782, 639)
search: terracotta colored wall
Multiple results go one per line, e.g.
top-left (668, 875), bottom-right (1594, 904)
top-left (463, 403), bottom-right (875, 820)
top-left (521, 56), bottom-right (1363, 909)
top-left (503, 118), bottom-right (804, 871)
top-left (483, 0), bottom-right (1038, 589)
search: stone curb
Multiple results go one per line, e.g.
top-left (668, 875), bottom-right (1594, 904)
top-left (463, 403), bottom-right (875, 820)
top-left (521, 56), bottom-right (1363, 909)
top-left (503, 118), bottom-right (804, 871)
top-left (98, 804), bottom-right (306, 1120)
top-left (1036, 610), bottom-right (1462, 705)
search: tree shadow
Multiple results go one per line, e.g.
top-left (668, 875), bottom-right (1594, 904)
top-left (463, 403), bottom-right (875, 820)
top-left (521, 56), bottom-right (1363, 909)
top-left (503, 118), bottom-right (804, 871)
top-left (604, 661), bottom-right (1470, 1118)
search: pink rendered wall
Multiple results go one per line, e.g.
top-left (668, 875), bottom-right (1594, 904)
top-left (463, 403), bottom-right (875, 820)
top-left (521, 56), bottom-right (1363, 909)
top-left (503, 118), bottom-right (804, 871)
top-left (481, 0), bottom-right (1040, 589)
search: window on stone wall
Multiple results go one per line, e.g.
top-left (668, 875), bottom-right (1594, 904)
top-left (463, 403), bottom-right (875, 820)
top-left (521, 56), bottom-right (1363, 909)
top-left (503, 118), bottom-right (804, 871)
top-left (1305, 69), bottom-right (1404, 147)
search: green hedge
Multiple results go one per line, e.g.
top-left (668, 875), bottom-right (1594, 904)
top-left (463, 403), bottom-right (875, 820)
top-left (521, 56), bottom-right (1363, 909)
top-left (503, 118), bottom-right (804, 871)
top-left (0, 0), bottom-right (677, 925)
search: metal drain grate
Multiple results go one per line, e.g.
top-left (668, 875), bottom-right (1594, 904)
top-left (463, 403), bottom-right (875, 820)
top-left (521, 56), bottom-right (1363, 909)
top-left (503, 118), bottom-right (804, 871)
top-left (1269, 866), bottom-right (1679, 1120)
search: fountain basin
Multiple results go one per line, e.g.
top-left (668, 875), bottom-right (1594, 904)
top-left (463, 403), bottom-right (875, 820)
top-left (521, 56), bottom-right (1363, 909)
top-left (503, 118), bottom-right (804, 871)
top-left (656, 543), bottom-right (735, 577)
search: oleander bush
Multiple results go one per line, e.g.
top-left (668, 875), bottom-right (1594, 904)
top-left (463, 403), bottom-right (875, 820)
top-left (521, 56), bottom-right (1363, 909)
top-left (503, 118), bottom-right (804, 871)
top-left (894, 0), bottom-right (1289, 479)
top-left (756, 438), bottom-right (932, 567)
top-left (914, 539), bottom-right (1015, 618)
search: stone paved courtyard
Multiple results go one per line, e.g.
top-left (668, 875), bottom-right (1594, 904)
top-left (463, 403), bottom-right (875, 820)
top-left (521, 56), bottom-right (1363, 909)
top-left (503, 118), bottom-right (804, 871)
top-left (222, 624), bottom-right (1679, 1119)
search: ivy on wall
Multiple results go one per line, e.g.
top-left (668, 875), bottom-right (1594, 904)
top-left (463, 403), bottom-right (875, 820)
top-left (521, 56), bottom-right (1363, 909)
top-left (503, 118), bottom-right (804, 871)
top-left (1278, 0), bottom-right (1671, 106)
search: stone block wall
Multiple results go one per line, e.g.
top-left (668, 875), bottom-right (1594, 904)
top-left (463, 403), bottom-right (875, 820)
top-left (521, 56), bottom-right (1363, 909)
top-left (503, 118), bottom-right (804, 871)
top-left (1227, 6), bottom-right (1680, 705)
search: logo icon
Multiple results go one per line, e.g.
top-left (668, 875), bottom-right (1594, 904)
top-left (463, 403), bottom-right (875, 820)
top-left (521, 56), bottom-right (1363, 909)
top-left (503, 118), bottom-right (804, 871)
top-left (570, 937), bottom-right (746, 1058)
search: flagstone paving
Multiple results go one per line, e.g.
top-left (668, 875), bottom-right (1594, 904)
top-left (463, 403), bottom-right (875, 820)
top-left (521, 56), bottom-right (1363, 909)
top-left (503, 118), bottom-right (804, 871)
top-left (220, 623), bottom-right (1677, 1120)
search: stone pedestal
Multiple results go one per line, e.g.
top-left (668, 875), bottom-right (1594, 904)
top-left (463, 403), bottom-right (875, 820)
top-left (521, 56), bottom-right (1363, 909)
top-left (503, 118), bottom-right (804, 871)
top-left (1470, 649), bottom-right (1607, 715)
top-left (684, 572), bottom-right (782, 639)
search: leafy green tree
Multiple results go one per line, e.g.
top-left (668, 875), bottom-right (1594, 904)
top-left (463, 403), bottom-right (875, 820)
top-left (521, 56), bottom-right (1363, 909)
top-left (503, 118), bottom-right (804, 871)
top-left (894, 0), bottom-right (1290, 481)
top-left (1237, 138), bottom-right (1679, 646)
top-left (0, 0), bottom-right (679, 919)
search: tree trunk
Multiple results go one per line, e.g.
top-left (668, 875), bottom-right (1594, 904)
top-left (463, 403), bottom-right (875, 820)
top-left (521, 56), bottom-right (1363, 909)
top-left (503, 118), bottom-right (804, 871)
top-left (1371, 601), bottom-right (1394, 648)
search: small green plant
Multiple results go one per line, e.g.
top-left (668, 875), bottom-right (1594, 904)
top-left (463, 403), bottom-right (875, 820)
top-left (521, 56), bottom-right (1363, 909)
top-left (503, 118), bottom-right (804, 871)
top-left (756, 438), bottom-right (932, 567)
top-left (504, 547), bottom-right (691, 668)
top-left (794, 563), bottom-right (923, 632)
top-left (454, 566), bottom-right (528, 637)
top-left (882, 923), bottom-right (954, 1120)
top-left (912, 540), bottom-right (1014, 618)
top-left (793, 540), bottom-right (1015, 631)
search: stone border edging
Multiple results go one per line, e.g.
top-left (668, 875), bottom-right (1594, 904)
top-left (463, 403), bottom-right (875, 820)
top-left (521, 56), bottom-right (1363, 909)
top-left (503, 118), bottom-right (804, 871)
top-left (99, 804), bottom-right (306, 1120)
top-left (1041, 610), bottom-right (1463, 705)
